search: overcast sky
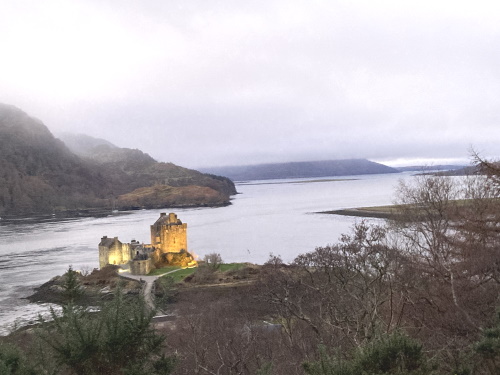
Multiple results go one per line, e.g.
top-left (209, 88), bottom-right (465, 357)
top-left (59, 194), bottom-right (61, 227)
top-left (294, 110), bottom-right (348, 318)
top-left (1, 0), bottom-right (500, 168)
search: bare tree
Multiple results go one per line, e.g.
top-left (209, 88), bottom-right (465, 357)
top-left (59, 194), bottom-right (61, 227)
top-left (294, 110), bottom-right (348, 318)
top-left (203, 253), bottom-right (223, 271)
top-left (391, 173), bottom-right (500, 357)
top-left (260, 222), bottom-right (408, 352)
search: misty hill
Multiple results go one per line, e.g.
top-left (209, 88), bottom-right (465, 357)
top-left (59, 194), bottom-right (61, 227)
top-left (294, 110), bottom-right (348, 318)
top-left (60, 135), bottom-right (236, 198)
top-left (0, 104), bottom-right (236, 216)
top-left (200, 159), bottom-right (399, 181)
top-left (56, 132), bottom-right (117, 156)
top-left (0, 104), bottom-right (113, 215)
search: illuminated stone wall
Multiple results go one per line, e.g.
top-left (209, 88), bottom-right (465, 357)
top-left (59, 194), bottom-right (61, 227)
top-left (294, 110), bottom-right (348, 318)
top-left (150, 213), bottom-right (188, 254)
top-left (98, 236), bottom-right (132, 268)
top-left (130, 258), bottom-right (154, 275)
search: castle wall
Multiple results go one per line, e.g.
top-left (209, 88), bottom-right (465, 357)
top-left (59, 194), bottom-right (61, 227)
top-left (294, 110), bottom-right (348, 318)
top-left (130, 258), bottom-right (154, 275)
top-left (159, 224), bottom-right (187, 253)
top-left (99, 246), bottom-right (108, 269)
top-left (98, 237), bottom-right (132, 268)
top-left (151, 248), bottom-right (162, 265)
top-left (122, 243), bottom-right (132, 263)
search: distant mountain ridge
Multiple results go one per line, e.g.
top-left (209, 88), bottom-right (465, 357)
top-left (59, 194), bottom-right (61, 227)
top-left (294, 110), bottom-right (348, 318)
top-left (0, 104), bottom-right (236, 216)
top-left (200, 159), bottom-right (399, 181)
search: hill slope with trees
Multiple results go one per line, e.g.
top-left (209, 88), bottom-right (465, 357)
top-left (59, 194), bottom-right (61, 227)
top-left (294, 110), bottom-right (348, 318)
top-left (0, 104), bottom-right (236, 216)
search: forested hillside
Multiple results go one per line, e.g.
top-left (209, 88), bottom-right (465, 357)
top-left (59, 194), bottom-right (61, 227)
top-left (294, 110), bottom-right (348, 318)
top-left (0, 104), bottom-right (112, 215)
top-left (0, 104), bottom-right (235, 216)
top-left (74, 142), bottom-right (236, 198)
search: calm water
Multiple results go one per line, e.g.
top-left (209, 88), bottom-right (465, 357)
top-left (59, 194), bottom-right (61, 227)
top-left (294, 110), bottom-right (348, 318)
top-left (0, 172), bottom-right (410, 334)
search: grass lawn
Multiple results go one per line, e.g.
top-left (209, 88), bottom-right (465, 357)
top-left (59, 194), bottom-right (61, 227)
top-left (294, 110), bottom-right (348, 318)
top-left (148, 265), bottom-right (182, 276)
top-left (162, 268), bottom-right (197, 283)
top-left (218, 263), bottom-right (246, 272)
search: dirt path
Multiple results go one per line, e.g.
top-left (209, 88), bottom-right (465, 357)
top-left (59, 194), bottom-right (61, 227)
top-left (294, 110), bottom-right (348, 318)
top-left (119, 269), bottom-right (182, 311)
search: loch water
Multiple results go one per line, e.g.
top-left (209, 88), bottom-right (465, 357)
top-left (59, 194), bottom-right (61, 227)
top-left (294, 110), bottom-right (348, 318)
top-left (0, 172), bottom-right (411, 334)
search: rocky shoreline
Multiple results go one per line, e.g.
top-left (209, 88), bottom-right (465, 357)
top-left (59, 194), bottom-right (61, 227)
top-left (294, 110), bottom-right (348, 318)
top-left (0, 199), bottom-right (232, 222)
top-left (27, 266), bottom-right (142, 306)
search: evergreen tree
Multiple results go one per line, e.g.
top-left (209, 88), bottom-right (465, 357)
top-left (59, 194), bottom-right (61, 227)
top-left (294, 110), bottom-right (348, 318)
top-left (62, 265), bottom-right (83, 303)
top-left (474, 310), bottom-right (500, 374)
top-left (38, 289), bottom-right (176, 375)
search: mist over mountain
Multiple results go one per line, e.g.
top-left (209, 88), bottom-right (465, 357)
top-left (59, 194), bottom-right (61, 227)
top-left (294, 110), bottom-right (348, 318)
top-left (61, 134), bottom-right (236, 198)
top-left (200, 159), bottom-right (399, 181)
top-left (0, 104), bottom-right (235, 216)
top-left (56, 132), bottom-right (117, 156)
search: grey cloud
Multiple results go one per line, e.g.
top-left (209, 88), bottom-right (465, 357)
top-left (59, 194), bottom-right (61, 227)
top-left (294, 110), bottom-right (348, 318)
top-left (1, 0), bottom-right (500, 168)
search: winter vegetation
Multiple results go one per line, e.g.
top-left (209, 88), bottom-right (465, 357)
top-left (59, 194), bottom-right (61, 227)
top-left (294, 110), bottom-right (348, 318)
top-left (2, 157), bottom-right (500, 374)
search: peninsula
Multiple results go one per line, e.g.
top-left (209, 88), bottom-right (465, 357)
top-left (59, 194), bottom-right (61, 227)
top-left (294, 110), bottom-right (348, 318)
top-left (319, 205), bottom-right (401, 219)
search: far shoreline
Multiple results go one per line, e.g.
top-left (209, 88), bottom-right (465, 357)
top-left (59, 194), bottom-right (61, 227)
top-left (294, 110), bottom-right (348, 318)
top-left (317, 205), bottom-right (399, 219)
top-left (237, 177), bottom-right (358, 186)
top-left (0, 201), bottom-right (232, 223)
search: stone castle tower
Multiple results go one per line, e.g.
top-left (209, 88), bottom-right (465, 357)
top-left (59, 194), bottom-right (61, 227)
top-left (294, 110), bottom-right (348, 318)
top-left (150, 212), bottom-right (187, 254)
top-left (98, 236), bottom-right (132, 269)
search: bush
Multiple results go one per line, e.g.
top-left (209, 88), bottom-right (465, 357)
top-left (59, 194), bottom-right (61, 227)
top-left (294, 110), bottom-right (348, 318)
top-left (0, 342), bottom-right (36, 375)
top-left (191, 264), bottom-right (218, 284)
top-left (303, 331), bottom-right (436, 375)
top-left (203, 252), bottom-right (223, 271)
top-left (188, 253), bottom-right (224, 284)
top-left (474, 310), bottom-right (500, 374)
top-left (154, 276), bottom-right (176, 310)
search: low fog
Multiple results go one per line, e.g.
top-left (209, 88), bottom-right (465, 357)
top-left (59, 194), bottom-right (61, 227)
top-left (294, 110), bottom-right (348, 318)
top-left (1, 0), bottom-right (499, 168)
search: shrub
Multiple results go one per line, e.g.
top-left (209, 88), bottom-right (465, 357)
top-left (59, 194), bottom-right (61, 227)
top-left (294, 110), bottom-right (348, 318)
top-left (203, 252), bottom-right (223, 271)
top-left (304, 331), bottom-right (437, 375)
top-left (0, 342), bottom-right (36, 375)
top-left (474, 310), bottom-right (500, 374)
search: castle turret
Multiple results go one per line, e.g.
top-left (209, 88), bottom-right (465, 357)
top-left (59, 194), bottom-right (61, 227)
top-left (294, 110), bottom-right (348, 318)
top-left (150, 212), bottom-right (187, 254)
top-left (98, 236), bottom-right (132, 268)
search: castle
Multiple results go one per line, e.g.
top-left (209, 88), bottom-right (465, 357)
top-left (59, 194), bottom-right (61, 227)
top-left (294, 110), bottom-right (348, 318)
top-left (98, 212), bottom-right (195, 275)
